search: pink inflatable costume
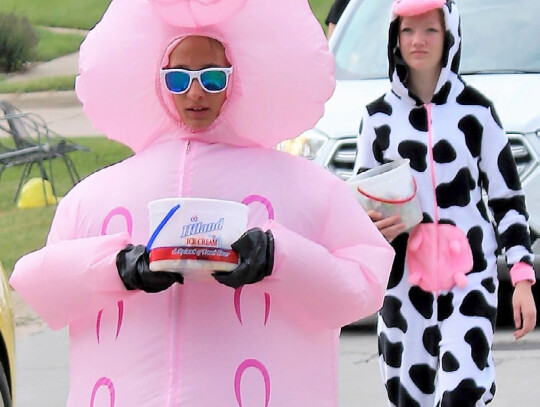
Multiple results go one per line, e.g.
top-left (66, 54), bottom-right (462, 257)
top-left (10, 0), bottom-right (395, 406)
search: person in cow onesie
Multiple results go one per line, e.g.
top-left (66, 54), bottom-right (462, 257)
top-left (353, 0), bottom-right (536, 405)
top-left (9, 0), bottom-right (395, 406)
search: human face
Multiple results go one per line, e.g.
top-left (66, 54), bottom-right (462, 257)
top-left (167, 36), bottom-right (230, 131)
top-left (399, 9), bottom-right (445, 77)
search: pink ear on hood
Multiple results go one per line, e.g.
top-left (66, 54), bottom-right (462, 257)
top-left (149, 0), bottom-right (247, 27)
top-left (392, 0), bottom-right (445, 16)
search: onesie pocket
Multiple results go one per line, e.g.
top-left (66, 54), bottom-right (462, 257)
top-left (406, 223), bottom-right (473, 292)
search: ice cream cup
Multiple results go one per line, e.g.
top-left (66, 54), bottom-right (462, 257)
top-left (147, 198), bottom-right (248, 279)
top-left (346, 158), bottom-right (422, 230)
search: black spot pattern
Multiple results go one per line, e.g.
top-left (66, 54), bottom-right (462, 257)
top-left (379, 331), bottom-right (404, 368)
top-left (489, 104), bottom-right (503, 128)
top-left (518, 255), bottom-right (534, 267)
top-left (433, 140), bottom-right (456, 163)
top-left (437, 292), bottom-right (454, 322)
top-left (386, 377), bottom-right (421, 407)
top-left (467, 226), bottom-right (487, 273)
top-left (488, 196), bottom-right (527, 224)
top-left (464, 328), bottom-right (490, 370)
top-left (438, 218), bottom-right (456, 226)
top-left (388, 234), bottom-right (408, 289)
top-left (458, 115), bottom-right (483, 158)
top-left (409, 107), bottom-right (428, 132)
top-left (456, 86), bottom-right (491, 108)
top-left (481, 278), bottom-right (496, 293)
top-left (422, 213), bottom-right (434, 223)
top-left (459, 290), bottom-right (497, 326)
top-left (373, 125), bottom-right (391, 163)
top-left (500, 224), bottom-right (532, 252)
top-left (498, 143), bottom-right (521, 191)
top-left (398, 141), bottom-right (428, 172)
top-left (367, 95), bottom-right (393, 116)
top-left (432, 81), bottom-right (451, 105)
top-left (450, 49), bottom-right (460, 75)
top-left (476, 200), bottom-right (489, 222)
top-left (436, 167), bottom-right (474, 208)
top-left (478, 168), bottom-right (489, 191)
top-left (441, 379), bottom-right (485, 407)
top-left (388, 19), bottom-right (400, 78)
top-left (441, 351), bottom-right (460, 372)
top-left (409, 286), bottom-right (434, 319)
top-left (489, 382), bottom-right (497, 399)
top-left (380, 296), bottom-right (408, 333)
top-left (410, 364), bottom-right (437, 394)
top-left (358, 118), bottom-right (363, 135)
top-left (422, 326), bottom-right (441, 357)
top-left (440, 30), bottom-right (455, 70)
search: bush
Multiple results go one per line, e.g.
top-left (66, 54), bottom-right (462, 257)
top-left (0, 13), bottom-right (39, 73)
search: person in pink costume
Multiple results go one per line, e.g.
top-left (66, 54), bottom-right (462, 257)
top-left (9, 0), bottom-right (395, 406)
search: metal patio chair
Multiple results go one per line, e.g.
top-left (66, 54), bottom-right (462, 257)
top-left (0, 100), bottom-right (89, 204)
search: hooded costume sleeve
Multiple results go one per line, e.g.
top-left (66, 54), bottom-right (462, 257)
top-left (479, 104), bottom-right (535, 282)
top-left (263, 177), bottom-right (394, 328)
top-left (10, 194), bottom-right (135, 330)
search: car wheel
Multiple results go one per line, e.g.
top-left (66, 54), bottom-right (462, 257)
top-left (0, 361), bottom-right (11, 407)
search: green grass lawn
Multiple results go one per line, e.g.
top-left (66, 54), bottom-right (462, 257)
top-left (0, 0), bottom-right (111, 30)
top-left (0, 137), bottom-right (133, 275)
top-left (309, 0), bottom-right (333, 28)
top-left (35, 27), bottom-right (85, 62)
top-left (0, 75), bottom-right (76, 94)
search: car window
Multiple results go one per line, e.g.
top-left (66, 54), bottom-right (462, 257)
top-left (333, 0), bottom-right (540, 80)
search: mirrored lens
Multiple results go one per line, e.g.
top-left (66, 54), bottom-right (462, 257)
top-left (165, 71), bottom-right (191, 93)
top-left (200, 70), bottom-right (227, 91)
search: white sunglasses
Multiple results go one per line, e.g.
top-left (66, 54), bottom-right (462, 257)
top-left (161, 67), bottom-right (233, 94)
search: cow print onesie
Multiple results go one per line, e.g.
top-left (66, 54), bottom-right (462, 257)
top-left (353, 1), bottom-right (535, 406)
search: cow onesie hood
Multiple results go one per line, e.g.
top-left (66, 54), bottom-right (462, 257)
top-left (10, 0), bottom-right (395, 406)
top-left (354, 0), bottom-right (535, 405)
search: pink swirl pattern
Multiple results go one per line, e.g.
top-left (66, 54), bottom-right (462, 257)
top-left (150, 0), bottom-right (247, 27)
top-left (90, 377), bottom-right (115, 407)
top-left (234, 359), bottom-right (271, 407)
top-left (242, 195), bottom-right (275, 221)
top-left (234, 287), bottom-right (271, 325)
top-left (96, 302), bottom-right (124, 343)
top-left (101, 207), bottom-right (133, 236)
top-left (97, 207), bottom-right (132, 343)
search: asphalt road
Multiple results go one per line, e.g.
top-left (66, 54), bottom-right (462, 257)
top-left (13, 324), bottom-right (540, 407)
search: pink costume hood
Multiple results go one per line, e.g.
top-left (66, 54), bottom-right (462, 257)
top-left (76, 0), bottom-right (335, 152)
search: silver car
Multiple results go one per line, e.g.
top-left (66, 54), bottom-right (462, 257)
top-left (280, 0), bottom-right (540, 323)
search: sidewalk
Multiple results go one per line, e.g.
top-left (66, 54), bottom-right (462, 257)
top-left (1, 52), bottom-right (101, 137)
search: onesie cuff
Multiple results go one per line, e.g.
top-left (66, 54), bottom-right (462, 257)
top-left (509, 262), bottom-right (536, 286)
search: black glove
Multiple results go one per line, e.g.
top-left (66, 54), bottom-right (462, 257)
top-left (213, 228), bottom-right (274, 289)
top-left (116, 244), bottom-right (184, 293)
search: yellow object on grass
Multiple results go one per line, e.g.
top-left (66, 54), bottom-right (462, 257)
top-left (17, 178), bottom-right (61, 208)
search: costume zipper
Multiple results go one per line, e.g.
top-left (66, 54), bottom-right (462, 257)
top-left (180, 140), bottom-right (191, 197)
top-left (424, 103), bottom-right (440, 296)
top-left (167, 140), bottom-right (191, 405)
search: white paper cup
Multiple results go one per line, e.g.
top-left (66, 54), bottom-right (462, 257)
top-left (147, 198), bottom-right (248, 279)
top-left (346, 159), bottom-right (422, 230)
